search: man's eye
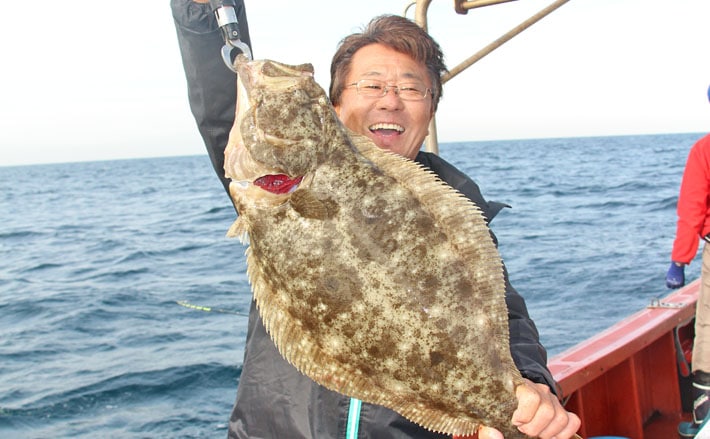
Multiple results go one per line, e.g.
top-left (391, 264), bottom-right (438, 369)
top-left (400, 85), bottom-right (422, 93)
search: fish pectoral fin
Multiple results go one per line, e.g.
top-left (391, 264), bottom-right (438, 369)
top-left (289, 189), bottom-right (338, 220)
top-left (226, 216), bottom-right (250, 244)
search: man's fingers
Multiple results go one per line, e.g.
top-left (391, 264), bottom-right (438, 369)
top-left (476, 425), bottom-right (504, 439)
top-left (512, 380), bottom-right (582, 439)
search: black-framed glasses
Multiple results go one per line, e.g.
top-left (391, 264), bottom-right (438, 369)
top-left (347, 79), bottom-right (433, 101)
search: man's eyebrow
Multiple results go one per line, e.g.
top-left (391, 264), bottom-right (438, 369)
top-left (358, 71), bottom-right (425, 81)
top-left (400, 72), bottom-right (423, 80)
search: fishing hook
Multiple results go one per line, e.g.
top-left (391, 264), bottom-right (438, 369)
top-left (209, 0), bottom-right (253, 72)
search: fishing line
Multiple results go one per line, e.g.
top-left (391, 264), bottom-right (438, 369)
top-left (176, 300), bottom-right (249, 317)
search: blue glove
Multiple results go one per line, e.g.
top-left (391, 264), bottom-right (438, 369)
top-left (666, 262), bottom-right (685, 289)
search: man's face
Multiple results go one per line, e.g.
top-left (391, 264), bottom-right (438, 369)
top-left (333, 44), bottom-right (435, 160)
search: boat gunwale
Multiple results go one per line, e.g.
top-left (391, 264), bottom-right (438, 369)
top-left (548, 280), bottom-right (699, 397)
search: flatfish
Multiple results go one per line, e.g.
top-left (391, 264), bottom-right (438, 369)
top-left (223, 55), bottom-right (527, 437)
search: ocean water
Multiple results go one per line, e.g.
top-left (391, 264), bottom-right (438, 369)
top-left (0, 132), bottom-right (705, 438)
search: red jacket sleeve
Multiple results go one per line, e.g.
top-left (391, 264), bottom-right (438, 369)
top-left (672, 134), bottom-right (710, 263)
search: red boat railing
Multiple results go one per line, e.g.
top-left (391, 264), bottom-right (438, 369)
top-left (548, 280), bottom-right (699, 438)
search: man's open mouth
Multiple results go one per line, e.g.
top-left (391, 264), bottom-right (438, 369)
top-left (369, 123), bottom-right (404, 135)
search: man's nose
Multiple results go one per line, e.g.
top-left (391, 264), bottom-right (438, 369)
top-left (377, 86), bottom-right (404, 109)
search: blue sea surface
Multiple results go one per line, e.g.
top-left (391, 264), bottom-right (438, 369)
top-left (0, 132), bottom-right (705, 438)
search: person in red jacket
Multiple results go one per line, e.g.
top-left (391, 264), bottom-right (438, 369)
top-left (667, 84), bottom-right (710, 438)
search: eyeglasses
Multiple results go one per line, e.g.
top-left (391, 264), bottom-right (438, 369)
top-left (346, 79), bottom-right (433, 101)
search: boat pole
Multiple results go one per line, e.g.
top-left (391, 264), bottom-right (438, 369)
top-left (413, 0), bottom-right (572, 154)
top-left (408, 1), bottom-right (441, 155)
top-left (443, 0), bottom-right (572, 83)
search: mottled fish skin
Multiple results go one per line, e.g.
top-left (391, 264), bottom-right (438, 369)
top-left (223, 55), bottom-right (528, 438)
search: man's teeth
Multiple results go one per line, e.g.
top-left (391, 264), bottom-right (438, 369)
top-left (369, 123), bottom-right (404, 132)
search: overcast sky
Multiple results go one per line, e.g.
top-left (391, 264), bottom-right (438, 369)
top-left (1, 0), bottom-right (709, 166)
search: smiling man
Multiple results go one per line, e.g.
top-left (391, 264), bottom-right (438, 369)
top-left (173, 2), bottom-right (579, 438)
top-left (332, 43), bottom-right (434, 159)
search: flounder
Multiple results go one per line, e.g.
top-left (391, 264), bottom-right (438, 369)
top-left (223, 55), bottom-right (528, 437)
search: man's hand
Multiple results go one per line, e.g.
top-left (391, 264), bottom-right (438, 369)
top-left (477, 379), bottom-right (581, 439)
top-left (666, 261), bottom-right (686, 289)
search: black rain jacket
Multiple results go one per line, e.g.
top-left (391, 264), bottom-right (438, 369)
top-left (171, 2), bottom-right (556, 437)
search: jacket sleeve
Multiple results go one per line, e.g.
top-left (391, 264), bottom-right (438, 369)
top-left (672, 135), bottom-right (710, 263)
top-left (170, 0), bottom-right (252, 197)
top-left (503, 268), bottom-right (557, 392)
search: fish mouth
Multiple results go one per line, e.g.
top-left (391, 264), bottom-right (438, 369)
top-left (253, 174), bottom-right (304, 194)
top-left (369, 122), bottom-right (404, 136)
top-left (229, 172), bottom-right (306, 210)
top-left (225, 135), bottom-right (305, 195)
top-left (225, 56), bottom-right (312, 196)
